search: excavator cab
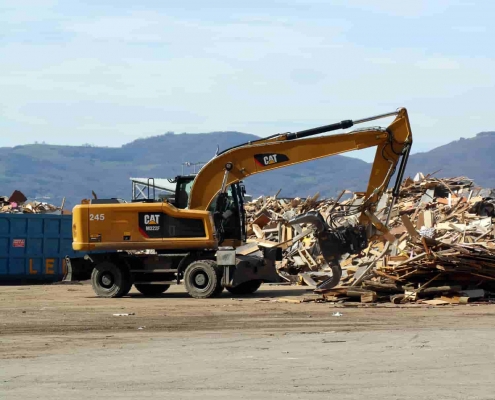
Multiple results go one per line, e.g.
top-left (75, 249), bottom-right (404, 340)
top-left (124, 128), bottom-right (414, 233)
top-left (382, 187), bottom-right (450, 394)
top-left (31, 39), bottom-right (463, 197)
top-left (208, 184), bottom-right (246, 243)
top-left (173, 175), bottom-right (195, 209)
top-left (173, 175), bottom-right (246, 242)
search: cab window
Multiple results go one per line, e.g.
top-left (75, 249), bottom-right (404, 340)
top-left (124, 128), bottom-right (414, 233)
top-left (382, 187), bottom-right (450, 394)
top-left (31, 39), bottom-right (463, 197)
top-left (175, 178), bottom-right (194, 209)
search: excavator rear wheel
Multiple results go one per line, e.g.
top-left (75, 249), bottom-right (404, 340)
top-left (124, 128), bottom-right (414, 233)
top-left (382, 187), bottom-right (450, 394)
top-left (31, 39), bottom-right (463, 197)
top-left (91, 262), bottom-right (132, 298)
top-left (184, 260), bottom-right (223, 299)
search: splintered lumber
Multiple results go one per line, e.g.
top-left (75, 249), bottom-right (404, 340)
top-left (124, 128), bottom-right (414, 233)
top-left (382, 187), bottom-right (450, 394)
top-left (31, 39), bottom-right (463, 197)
top-left (419, 285), bottom-right (462, 296)
top-left (252, 212), bottom-right (271, 229)
top-left (402, 273), bottom-right (442, 303)
top-left (277, 298), bottom-right (302, 304)
top-left (395, 253), bottom-right (426, 267)
top-left (424, 210), bottom-right (434, 228)
top-left (362, 280), bottom-right (402, 293)
top-left (247, 238), bottom-right (278, 247)
top-left (373, 269), bottom-right (403, 282)
top-left (351, 243), bottom-right (390, 287)
top-left (361, 291), bottom-right (377, 303)
top-left (244, 174), bottom-right (495, 304)
top-left (346, 288), bottom-right (372, 298)
top-left (421, 299), bottom-right (450, 306)
top-left (401, 214), bottom-right (419, 238)
top-left (441, 295), bottom-right (470, 304)
top-left (252, 224), bottom-right (265, 239)
top-left (364, 210), bottom-right (396, 242)
top-left (236, 242), bottom-right (260, 255)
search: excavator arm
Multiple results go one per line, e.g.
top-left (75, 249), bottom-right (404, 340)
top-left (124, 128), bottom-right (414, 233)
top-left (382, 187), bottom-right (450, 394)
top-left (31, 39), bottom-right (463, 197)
top-left (189, 108), bottom-right (413, 225)
top-left (188, 108), bottom-right (412, 290)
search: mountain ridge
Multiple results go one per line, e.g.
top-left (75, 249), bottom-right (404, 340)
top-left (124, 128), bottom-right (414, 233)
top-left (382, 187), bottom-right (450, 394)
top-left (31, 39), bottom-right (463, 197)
top-left (0, 130), bottom-right (493, 207)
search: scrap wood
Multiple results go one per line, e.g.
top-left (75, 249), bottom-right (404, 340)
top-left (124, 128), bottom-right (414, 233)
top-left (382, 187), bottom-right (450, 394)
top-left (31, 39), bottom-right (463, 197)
top-left (246, 238), bottom-right (278, 248)
top-left (402, 273), bottom-right (442, 303)
top-left (420, 299), bottom-right (450, 306)
top-left (0, 190), bottom-right (62, 214)
top-left (440, 295), bottom-right (469, 304)
top-left (373, 269), bottom-right (404, 282)
top-left (245, 173), bottom-right (495, 304)
top-left (277, 297), bottom-right (302, 304)
top-left (252, 224), bottom-right (265, 239)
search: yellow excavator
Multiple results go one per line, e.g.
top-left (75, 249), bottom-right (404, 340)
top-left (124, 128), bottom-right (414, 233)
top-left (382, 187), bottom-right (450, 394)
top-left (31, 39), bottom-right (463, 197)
top-left (69, 108), bottom-right (412, 298)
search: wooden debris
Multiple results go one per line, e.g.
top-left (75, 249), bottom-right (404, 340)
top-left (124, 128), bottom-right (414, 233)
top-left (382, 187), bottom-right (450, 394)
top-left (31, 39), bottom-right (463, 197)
top-left (360, 291), bottom-right (377, 303)
top-left (421, 299), bottom-right (450, 306)
top-left (246, 174), bottom-right (495, 305)
top-left (0, 189), bottom-right (64, 214)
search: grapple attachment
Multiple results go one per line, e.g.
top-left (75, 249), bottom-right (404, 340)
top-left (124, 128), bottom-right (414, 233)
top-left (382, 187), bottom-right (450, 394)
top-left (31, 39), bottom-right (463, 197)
top-left (289, 211), bottom-right (368, 289)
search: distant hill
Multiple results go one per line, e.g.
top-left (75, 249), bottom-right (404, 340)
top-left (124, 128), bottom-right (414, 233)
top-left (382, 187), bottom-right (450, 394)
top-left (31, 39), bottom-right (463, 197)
top-left (405, 132), bottom-right (495, 187)
top-left (0, 131), bottom-right (370, 207)
top-left (0, 130), bottom-right (494, 208)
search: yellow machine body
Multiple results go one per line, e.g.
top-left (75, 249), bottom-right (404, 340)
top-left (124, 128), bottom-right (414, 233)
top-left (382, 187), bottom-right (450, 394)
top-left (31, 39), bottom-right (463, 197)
top-left (73, 108), bottom-right (412, 253)
top-left (73, 202), bottom-right (216, 252)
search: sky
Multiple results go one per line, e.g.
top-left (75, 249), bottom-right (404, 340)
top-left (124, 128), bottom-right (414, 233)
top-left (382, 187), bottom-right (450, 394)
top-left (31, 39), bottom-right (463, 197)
top-left (1, 0), bottom-right (494, 161)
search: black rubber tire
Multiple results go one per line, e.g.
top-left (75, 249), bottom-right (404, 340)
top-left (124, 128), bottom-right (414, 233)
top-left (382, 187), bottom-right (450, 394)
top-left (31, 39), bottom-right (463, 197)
top-left (184, 260), bottom-right (223, 299)
top-left (91, 262), bottom-right (132, 298)
top-left (134, 284), bottom-right (170, 296)
top-left (226, 280), bottom-right (263, 295)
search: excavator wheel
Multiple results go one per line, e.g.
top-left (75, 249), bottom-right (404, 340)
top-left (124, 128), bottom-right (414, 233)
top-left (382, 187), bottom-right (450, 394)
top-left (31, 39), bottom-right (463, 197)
top-left (226, 280), bottom-right (262, 295)
top-left (134, 284), bottom-right (170, 296)
top-left (184, 260), bottom-right (223, 299)
top-left (91, 262), bottom-right (132, 298)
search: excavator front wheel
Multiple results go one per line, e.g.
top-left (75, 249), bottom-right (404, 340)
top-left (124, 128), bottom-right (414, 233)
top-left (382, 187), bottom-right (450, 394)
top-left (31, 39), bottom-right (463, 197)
top-left (184, 260), bottom-right (223, 299)
top-left (91, 262), bottom-right (132, 298)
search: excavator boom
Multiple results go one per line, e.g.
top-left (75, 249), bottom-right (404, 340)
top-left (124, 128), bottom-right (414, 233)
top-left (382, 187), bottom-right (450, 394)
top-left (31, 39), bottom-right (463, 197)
top-left (189, 108), bottom-right (412, 220)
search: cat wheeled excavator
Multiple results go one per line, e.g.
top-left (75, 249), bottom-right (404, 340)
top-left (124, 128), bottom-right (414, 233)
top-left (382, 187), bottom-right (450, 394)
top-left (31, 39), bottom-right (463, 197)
top-left (69, 108), bottom-right (413, 298)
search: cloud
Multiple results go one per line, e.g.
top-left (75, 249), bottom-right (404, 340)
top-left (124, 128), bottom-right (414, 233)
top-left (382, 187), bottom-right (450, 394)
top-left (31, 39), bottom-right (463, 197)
top-left (296, 0), bottom-right (452, 17)
top-left (453, 25), bottom-right (487, 33)
top-left (416, 57), bottom-right (460, 70)
top-left (0, 1), bottom-right (494, 161)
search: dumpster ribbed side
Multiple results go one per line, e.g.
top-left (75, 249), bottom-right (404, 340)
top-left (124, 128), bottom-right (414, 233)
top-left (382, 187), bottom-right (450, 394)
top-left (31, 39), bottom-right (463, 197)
top-left (0, 214), bottom-right (82, 282)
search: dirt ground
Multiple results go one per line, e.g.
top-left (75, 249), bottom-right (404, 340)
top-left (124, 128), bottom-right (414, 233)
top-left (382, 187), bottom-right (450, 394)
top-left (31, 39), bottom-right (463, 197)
top-left (1, 283), bottom-right (495, 399)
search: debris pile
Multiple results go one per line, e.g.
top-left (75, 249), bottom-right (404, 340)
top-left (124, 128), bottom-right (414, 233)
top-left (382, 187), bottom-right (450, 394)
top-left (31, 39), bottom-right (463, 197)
top-left (244, 191), bottom-right (342, 285)
top-left (0, 190), bottom-right (63, 214)
top-left (245, 174), bottom-right (495, 304)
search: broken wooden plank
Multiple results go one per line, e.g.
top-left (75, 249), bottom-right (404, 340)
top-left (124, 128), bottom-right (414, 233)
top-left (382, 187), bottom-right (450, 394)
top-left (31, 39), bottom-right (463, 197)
top-left (401, 214), bottom-right (420, 238)
top-left (252, 224), bottom-right (265, 239)
top-left (421, 299), bottom-right (450, 306)
top-left (361, 291), bottom-right (377, 303)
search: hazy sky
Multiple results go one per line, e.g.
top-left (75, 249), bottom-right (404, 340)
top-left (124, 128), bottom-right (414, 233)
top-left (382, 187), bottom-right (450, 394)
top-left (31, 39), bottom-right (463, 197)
top-left (1, 0), bottom-right (494, 161)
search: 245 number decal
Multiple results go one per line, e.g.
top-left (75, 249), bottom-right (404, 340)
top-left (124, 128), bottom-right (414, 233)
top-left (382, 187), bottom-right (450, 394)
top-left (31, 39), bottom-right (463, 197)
top-left (90, 213), bottom-right (105, 221)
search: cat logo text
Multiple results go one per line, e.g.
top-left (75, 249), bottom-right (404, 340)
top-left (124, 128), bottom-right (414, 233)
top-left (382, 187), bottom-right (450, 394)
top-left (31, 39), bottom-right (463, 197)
top-left (254, 153), bottom-right (289, 167)
top-left (144, 214), bottom-right (160, 231)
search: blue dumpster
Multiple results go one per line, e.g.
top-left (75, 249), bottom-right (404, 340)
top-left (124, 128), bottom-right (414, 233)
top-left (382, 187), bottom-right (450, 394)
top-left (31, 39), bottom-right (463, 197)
top-left (0, 213), bottom-right (83, 282)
